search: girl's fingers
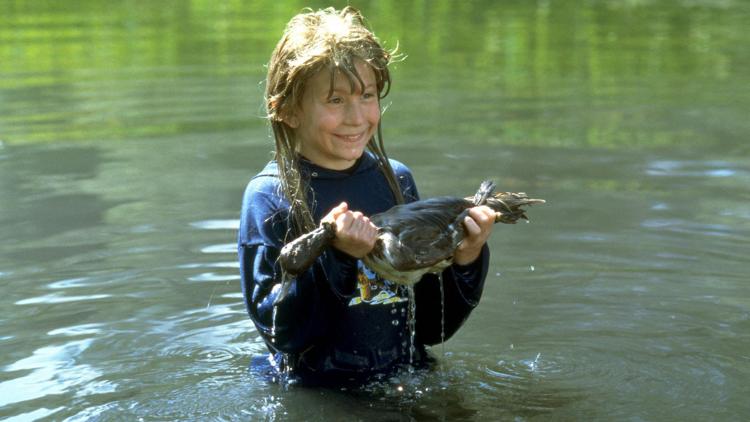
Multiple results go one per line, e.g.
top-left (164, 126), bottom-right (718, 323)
top-left (335, 212), bottom-right (354, 232)
top-left (468, 206), bottom-right (495, 228)
top-left (461, 206), bottom-right (496, 250)
top-left (330, 209), bottom-right (377, 258)
top-left (463, 216), bottom-right (481, 236)
top-left (335, 211), bottom-right (376, 240)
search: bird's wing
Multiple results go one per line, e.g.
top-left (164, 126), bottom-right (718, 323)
top-left (386, 214), bottom-right (464, 271)
top-left (398, 227), bottom-right (451, 267)
top-left (371, 197), bottom-right (471, 271)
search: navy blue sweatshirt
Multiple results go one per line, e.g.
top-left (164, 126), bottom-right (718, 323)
top-left (238, 152), bottom-right (489, 383)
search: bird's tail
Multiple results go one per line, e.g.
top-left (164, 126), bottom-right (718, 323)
top-left (470, 180), bottom-right (546, 224)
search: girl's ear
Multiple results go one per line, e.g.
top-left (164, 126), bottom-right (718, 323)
top-left (279, 107), bottom-right (300, 128)
top-left (285, 114), bottom-right (300, 129)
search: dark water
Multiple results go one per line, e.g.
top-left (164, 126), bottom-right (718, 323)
top-left (1, 1), bottom-right (749, 420)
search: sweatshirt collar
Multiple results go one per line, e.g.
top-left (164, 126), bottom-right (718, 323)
top-left (257, 151), bottom-right (379, 180)
top-left (299, 152), bottom-right (378, 180)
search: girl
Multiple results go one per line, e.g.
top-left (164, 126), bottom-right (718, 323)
top-left (238, 6), bottom-right (496, 384)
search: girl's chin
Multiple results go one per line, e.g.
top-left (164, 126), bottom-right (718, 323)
top-left (331, 148), bottom-right (366, 168)
top-left (302, 141), bottom-right (370, 169)
top-left (335, 142), bottom-right (365, 156)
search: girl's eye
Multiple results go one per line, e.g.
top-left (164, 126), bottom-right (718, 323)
top-left (363, 92), bottom-right (376, 100)
top-left (328, 97), bottom-right (343, 104)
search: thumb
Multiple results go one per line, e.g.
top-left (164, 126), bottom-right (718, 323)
top-left (332, 201), bottom-right (348, 217)
top-left (322, 202), bottom-right (348, 225)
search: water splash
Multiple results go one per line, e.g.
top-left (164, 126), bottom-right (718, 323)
top-left (206, 285), bottom-right (218, 310)
top-left (406, 286), bottom-right (417, 366)
top-left (270, 293), bottom-right (278, 344)
top-left (529, 353), bottom-right (541, 372)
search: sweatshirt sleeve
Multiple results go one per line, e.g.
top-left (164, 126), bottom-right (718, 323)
top-left (238, 178), bottom-right (359, 354)
top-left (239, 243), bottom-right (359, 353)
top-left (414, 244), bottom-right (489, 346)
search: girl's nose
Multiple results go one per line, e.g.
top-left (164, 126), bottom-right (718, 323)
top-left (345, 102), bottom-right (365, 125)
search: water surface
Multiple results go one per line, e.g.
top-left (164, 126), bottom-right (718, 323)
top-left (1, 1), bottom-right (749, 420)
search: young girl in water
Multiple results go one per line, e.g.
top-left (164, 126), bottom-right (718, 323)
top-left (238, 6), bottom-right (496, 384)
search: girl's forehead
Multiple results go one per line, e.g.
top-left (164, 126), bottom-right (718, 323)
top-left (333, 68), bottom-right (377, 90)
top-left (308, 62), bottom-right (376, 95)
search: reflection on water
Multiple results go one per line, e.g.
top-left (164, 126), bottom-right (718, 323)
top-left (2, 137), bottom-right (748, 420)
top-left (1, 0), bottom-right (750, 421)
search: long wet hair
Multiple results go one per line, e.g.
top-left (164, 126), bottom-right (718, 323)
top-left (265, 6), bottom-right (405, 239)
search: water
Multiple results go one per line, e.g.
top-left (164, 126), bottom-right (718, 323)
top-left (2, 1), bottom-right (750, 420)
top-left (406, 286), bottom-right (417, 366)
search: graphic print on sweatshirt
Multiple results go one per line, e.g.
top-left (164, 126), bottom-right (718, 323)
top-left (348, 261), bottom-right (408, 307)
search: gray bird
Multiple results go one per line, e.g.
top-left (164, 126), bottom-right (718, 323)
top-left (278, 180), bottom-right (545, 286)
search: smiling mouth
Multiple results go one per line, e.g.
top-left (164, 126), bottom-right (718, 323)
top-left (335, 133), bottom-right (366, 142)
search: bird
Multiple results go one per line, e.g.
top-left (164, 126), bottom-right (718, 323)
top-left (278, 180), bottom-right (545, 286)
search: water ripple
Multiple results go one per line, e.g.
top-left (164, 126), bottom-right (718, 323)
top-left (190, 219), bottom-right (239, 230)
top-left (646, 160), bottom-right (746, 178)
top-left (179, 262), bottom-right (239, 270)
top-left (0, 339), bottom-right (115, 408)
top-left (15, 293), bottom-right (111, 305)
top-left (47, 323), bottom-right (104, 337)
top-left (47, 277), bottom-right (92, 289)
top-left (188, 272), bottom-right (240, 283)
top-left (200, 243), bottom-right (236, 254)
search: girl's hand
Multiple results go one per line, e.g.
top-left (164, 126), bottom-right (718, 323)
top-left (454, 206), bottom-right (496, 265)
top-left (321, 202), bottom-right (379, 258)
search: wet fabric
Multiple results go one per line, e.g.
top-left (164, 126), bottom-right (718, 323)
top-left (238, 152), bottom-right (489, 383)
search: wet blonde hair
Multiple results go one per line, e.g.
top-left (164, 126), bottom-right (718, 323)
top-left (266, 6), bottom-right (404, 238)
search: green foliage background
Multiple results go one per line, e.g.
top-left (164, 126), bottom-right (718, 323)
top-left (1, 0), bottom-right (747, 150)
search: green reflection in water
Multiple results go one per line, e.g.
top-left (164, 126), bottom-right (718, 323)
top-left (0, 0), bottom-right (748, 150)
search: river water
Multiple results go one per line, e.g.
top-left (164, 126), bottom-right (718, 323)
top-left (1, 1), bottom-right (749, 420)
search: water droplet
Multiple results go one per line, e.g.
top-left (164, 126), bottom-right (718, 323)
top-left (392, 319), bottom-right (399, 326)
top-left (391, 308), bottom-right (397, 314)
top-left (510, 343), bottom-right (514, 349)
top-left (529, 265), bottom-right (535, 271)
top-left (495, 272), bottom-right (501, 277)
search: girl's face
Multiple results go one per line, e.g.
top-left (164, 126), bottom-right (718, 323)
top-left (290, 60), bottom-right (380, 170)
